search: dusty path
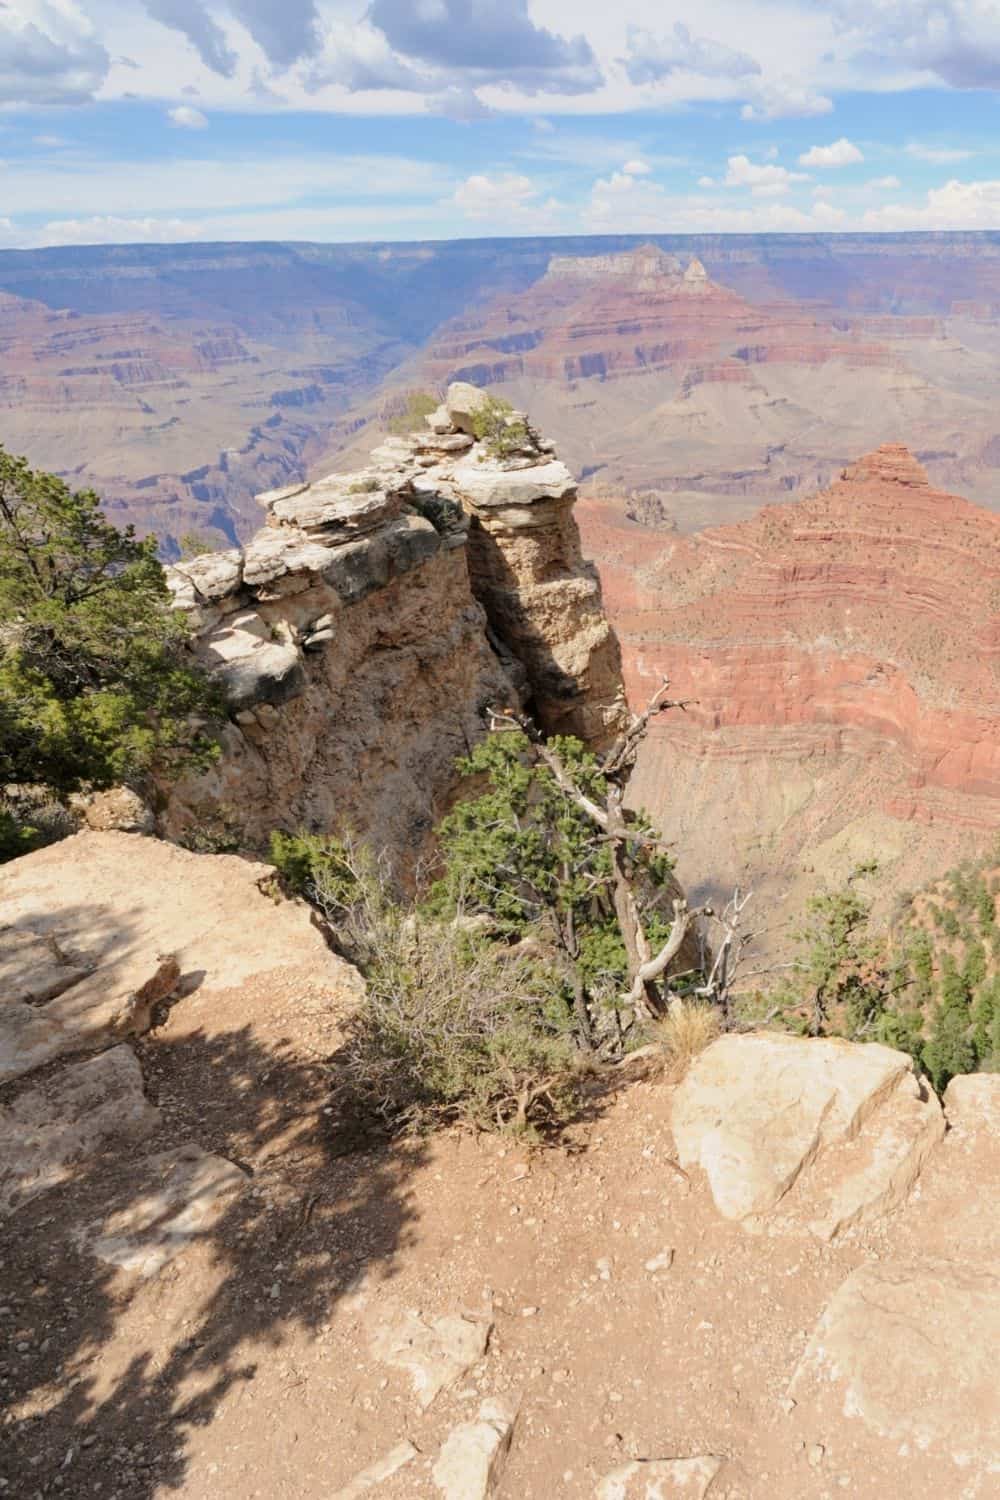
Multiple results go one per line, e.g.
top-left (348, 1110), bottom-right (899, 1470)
top-left (2, 836), bottom-right (998, 1500)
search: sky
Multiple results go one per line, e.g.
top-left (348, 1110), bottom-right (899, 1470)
top-left (4, 0), bottom-right (1000, 247)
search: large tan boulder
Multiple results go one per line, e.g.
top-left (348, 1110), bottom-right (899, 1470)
top-left (789, 1258), bottom-right (1000, 1470)
top-left (0, 1045), bottom-right (159, 1216)
top-left (0, 831), bottom-right (362, 1085)
top-left (445, 380), bottom-right (491, 434)
top-left (944, 1071), bottom-right (1000, 1134)
top-left (450, 454), bottom-right (576, 510)
top-left (671, 1032), bottom-right (945, 1239)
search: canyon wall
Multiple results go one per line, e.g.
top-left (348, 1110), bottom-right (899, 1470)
top-left (164, 386), bottom-right (625, 859)
top-left (578, 445), bottom-right (1000, 928)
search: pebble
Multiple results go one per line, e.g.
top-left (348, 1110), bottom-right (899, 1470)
top-left (808, 1443), bottom-right (826, 1468)
top-left (521, 1306), bottom-right (539, 1317)
top-left (644, 1249), bottom-right (674, 1274)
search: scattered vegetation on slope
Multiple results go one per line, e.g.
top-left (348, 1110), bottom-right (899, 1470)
top-left (0, 445), bottom-right (220, 857)
top-left (270, 692), bottom-right (721, 1135)
top-left (385, 389), bottom-right (438, 436)
top-left (772, 854), bottom-right (1000, 1090)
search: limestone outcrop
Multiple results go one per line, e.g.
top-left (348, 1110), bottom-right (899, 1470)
top-left (671, 1032), bottom-right (945, 1240)
top-left (789, 1258), bottom-right (1000, 1471)
top-left (0, 831), bottom-right (361, 1243)
top-left (164, 385), bottom-right (625, 855)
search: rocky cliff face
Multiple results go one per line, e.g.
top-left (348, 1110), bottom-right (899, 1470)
top-left (578, 444), bottom-right (1000, 931)
top-left (164, 386), bottom-right (625, 857)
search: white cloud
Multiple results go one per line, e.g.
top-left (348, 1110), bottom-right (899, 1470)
top-left (167, 105), bottom-right (208, 128)
top-left (622, 157), bottom-right (651, 176)
top-left (621, 22), bottom-right (760, 84)
top-left (868, 174), bottom-right (902, 189)
top-left (0, 9), bottom-right (110, 108)
top-left (799, 137), bottom-right (864, 168)
top-left (38, 214), bottom-right (206, 245)
top-left (863, 176), bottom-right (1000, 228)
top-left (904, 141), bottom-right (974, 163)
top-left (723, 154), bottom-right (809, 197)
top-left (452, 171), bottom-right (538, 219)
top-left (585, 172), bottom-right (847, 233)
top-left (741, 81), bottom-right (834, 120)
top-left (830, 0), bottom-right (1000, 90)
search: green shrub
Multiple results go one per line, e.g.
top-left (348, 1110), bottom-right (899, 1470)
top-left (386, 391), bottom-right (438, 436)
top-left (470, 396), bottom-right (531, 461)
top-left (176, 530), bottom-right (218, 560)
top-left (271, 829), bottom-right (585, 1134)
top-left (0, 446), bottom-right (220, 796)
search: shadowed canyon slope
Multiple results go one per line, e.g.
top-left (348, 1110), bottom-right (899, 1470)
top-left (578, 446), bottom-right (1000, 927)
top-left (8, 234), bottom-right (1000, 550)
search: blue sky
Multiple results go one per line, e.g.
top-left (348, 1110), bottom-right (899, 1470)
top-left (4, 0), bottom-right (1000, 247)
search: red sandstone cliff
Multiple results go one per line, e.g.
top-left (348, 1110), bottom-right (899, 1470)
top-left (578, 446), bottom-right (1000, 925)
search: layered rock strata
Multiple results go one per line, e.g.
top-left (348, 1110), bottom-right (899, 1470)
top-left (164, 385), bottom-right (625, 855)
top-left (578, 444), bottom-right (1000, 929)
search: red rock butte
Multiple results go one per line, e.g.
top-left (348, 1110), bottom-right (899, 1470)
top-left (578, 444), bottom-right (1000, 919)
top-left (422, 244), bottom-right (891, 390)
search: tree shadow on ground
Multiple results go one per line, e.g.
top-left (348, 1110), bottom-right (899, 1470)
top-left (1, 1003), bottom-right (429, 1498)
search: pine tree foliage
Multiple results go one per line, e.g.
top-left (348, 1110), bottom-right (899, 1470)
top-left (0, 445), bottom-right (219, 798)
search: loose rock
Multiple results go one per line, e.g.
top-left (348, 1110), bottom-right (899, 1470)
top-left (432, 1397), bottom-right (516, 1500)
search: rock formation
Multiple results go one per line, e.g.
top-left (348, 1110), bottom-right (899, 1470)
top-left (579, 444), bottom-right (1000, 932)
top-left (0, 830), bottom-right (360, 1227)
top-left (164, 385), bottom-right (625, 856)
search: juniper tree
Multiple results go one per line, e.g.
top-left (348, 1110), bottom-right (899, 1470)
top-left (0, 445), bottom-right (219, 797)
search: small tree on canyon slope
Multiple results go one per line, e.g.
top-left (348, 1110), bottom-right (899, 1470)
top-left (434, 684), bottom-right (717, 1038)
top-left (0, 445), bottom-right (219, 801)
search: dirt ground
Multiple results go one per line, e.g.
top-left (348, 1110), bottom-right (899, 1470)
top-left (4, 943), bottom-right (996, 1500)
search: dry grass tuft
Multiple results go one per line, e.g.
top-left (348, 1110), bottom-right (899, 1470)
top-left (652, 1000), bottom-right (721, 1081)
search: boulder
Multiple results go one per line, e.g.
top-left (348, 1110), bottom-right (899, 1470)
top-left (268, 483), bottom-right (400, 537)
top-left (201, 614), bottom-right (305, 710)
top-left (0, 951), bottom-right (180, 1084)
top-left (789, 1258), bottom-right (1000, 1469)
top-left (445, 380), bottom-right (491, 434)
top-left (432, 1397), bottom-right (517, 1500)
top-left (0, 1045), bottom-right (159, 1216)
top-left (76, 1143), bottom-right (248, 1276)
top-left (369, 1308), bottom-right (491, 1409)
top-left (169, 548), bottom-right (243, 602)
top-left (426, 403), bottom-right (454, 434)
top-left (944, 1072), bottom-right (1000, 1135)
top-left (595, 1456), bottom-right (723, 1499)
top-left (0, 927), bottom-right (87, 1004)
top-left (450, 455), bottom-right (576, 510)
top-left (241, 526), bottom-right (339, 588)
top-left (332, 1442), bottom-right (418, 1499)
top-left (671, 1033), bottom-right (945, 1239)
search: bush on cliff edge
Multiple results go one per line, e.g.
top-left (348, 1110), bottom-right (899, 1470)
top-left (0, 444), bottom-right (220, 821)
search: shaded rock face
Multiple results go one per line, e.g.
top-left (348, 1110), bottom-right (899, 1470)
top-left (0, 830), bottom-right (360, 1256)
top-left (165, 388), bottom-right (625, 857)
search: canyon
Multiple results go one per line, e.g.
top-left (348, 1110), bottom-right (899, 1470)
top-left (6, 234), bottom-right (1000, 552)
top-left (578, 444), bottom-right (1000, 929)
